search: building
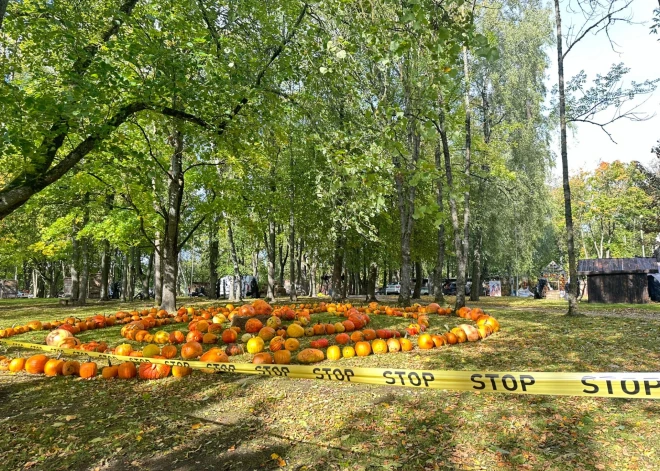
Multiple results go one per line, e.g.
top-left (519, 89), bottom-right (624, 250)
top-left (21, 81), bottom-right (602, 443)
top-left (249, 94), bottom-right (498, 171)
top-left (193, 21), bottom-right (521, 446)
top-left (577, 257), bottom-right (659, 304)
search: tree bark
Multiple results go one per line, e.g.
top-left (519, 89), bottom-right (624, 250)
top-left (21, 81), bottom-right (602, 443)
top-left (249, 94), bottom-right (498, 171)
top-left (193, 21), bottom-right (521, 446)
top-left (48, 264), bottom-right (59, 298)
top-left (209, 218), bottom-right (219, 300)
top-left (367, 262), bottom-right (378, 302)
top-left (288, 213), bottom-right (297, 302)
top-left (142, 251), bottom-right (152, 299)
top-left (413, 261), bottom-right (422, 298)
top-left (100, 239), bottom-right (111, 301)
top-left (160, 123), bottom-right (184, 313)
top-left (127, 247), bottom-right (136, 302)
top-left (470, 231), bottom-right (482, 301)
top-left (121, 252), bottom-right (128, 302)
top-left (554, 0), bottom-right (580, 315)
top-left (227, 218), bottom-right (242, 302)
top-left (310, 249), bottom-right (318, 297)
top-left (70, 223), bottom-right (80, 301)
top-left (78, 194), bottom-right (90, 305)
top-left (278, 239), bottom-right (288, 289)
top-left (154, 231), bottom-right (163, 305)
top-left (265, 220), bottom-right (276, 301)
top-left (331, 231), bottom-right (345, 302)
top-left (433, 143), bottom-right (446, 304)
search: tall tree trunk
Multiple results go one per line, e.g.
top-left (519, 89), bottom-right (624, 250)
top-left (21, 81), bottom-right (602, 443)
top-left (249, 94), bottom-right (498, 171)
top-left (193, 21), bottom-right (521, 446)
top-left (288, 215), bottom-right (297, 302)
top-left (154, 231), bottom-right (163, 305)
top-left (127, 247), bottom-right (136, 301)
top-left (366, 262), bottom-right (377, 302)
top-left (554, 0), bottom-right (580, 315)
top-left (48, 264), bottom-right (59, 298)
top-left (252, 247), bottom-right (259, 278)
top-left (100, 240), bottom-right (111, 301)
top-left (265, 221), bottom-right (276, 301)
top-left (227, 218), bottom-right (242, 302)
top-left (278, 240), bottom-right (288, 289)
top-left (470, 231), bottom-right (482, 301)
top-left (296, 239), bottom-right (304, 291)
top-left (78, 194), bottom-right (90, 305)
top-left (121, 252), bottom-right (128, 302)
top-left (161, 124), bottom-right (184, 313)
top-left (331, 231), bottom-right (345, 302)
top-left (32, 269), bottom-right (39, 298)
top-left (413, 261), bottom-right (422, 298)
top-left (142, 252), bottom-right (152, 299)
top-left (209, 218), bottom-right (219, 300)
top-left (433, 143), bottom-right (446, 304)
top-left (310, 249), bottom-right (318, 297)
top-left (70, 224), bottom-right (80, 301)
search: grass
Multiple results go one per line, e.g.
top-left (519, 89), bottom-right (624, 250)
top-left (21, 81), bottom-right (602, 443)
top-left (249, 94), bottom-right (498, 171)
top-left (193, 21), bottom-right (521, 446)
top-left (1, 297), bottom-right (660, 470)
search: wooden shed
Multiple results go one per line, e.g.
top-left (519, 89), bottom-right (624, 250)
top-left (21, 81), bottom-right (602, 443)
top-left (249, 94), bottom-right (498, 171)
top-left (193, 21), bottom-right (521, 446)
top-left (577, 258), bottom-right (659, 304)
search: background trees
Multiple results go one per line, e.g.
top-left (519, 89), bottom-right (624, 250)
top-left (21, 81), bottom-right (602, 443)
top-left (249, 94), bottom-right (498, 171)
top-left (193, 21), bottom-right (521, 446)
top-left (0, 0), bottom-right (657, 309)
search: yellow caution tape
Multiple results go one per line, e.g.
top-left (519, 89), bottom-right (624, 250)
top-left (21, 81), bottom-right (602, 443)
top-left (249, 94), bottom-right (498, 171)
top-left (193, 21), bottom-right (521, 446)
top-left (2, 339), bottom-right (659, 399)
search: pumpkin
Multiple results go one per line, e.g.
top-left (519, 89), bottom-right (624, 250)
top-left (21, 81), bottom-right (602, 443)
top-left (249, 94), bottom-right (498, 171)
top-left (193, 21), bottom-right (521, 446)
top-left (266, 316), bottom-right (281, 329)
top-left (44, 359), bottom-right (64, 376)
top-left (399, 338), bottom-right (414, 351)
top-left (253, 352), bottom-right (273, 364)
top-left (478, 325), bottom-right (492, 339)
top-left (181, 341), bottom-right (203, 359)
top-left (225, 343), bottom-right (243, 356)
top-left (9, 357), bottom-right (26, 372)
top-left (273, 349), bottom-right (291, 364)
top-left (245, 318), bottom-right (263, 334)
top-left (342, 346), bottom-right (356, 358)
top-left (451, 328), bottom-right (468, 343)
top-left (342, 320), bottom-right (355, 332)
top-left (142, 344), bottom-right (161, 358)
top-left (62, 360), bottom-right (80, 376)
top-left (286, 324), bottom-right (305, 338)
top-left (445, 332), bottom-right (458, 344)
top-left (458, 324), bottom-right (480, 342)
top-left (25, 354), bottom-right (49, 374)
top-left (350, 331), bottom-right (364, 343)
top-left (269, 336), bottom-right (285, 352)
top-left (238, 305), bottom-right (256, 317)
top-left (371, 339), bottom-right (388, 354)
top-left (118, 362), bottom-right (137, 379)
top-left (172, 366), bottom-right (193, 377)
top-left (56, 337), bottom-right (81, 349)
top-left (241, 333), bottom-right (253, 343)
top-left (200, 348), bottom-right (229, 363)
top-left (221, 329), bottom-right (238, 344)
top-left (327, 345), bottom-right (342, 361)
top-left (46, 329), bottom-right (73, 346)
top-left (138, 362), bottom-right (171, 380)
top-left (310, 338), bottom-right (329, 349)
top-left (186, 330), bottom-right (204, 343)
top-left (426, 303), bottom-right (440, 314)
top-left (195, 320), bottom-right (209, 332)
top-left (115, 344), bottom-right (133, 356)
top-left (417, 334), bottom-right (435, 350)
top-left (246, 336), bottom-right (265, 354)
top-left (386, 338), bottom-right (401, 353)
top-left (335, 333), bottom-right (350, 345)
top-left (355, 341), bottom-right (372, 357)
top-left (253, 300), bottom-right (273, 316)
top-left (284, 338), bottom-right (300, 352)
top-left (153, 331), bottom-right (170, 344)
top-left (102, 365), bottom-right (119, 379)
top-left (296, 348), bottom-right (325, 364)
top-left (432, 334), bottom-right (446, 347)
top-left (333, 322), bottom-right (345, 333)
top-left (79, 362), bottom-right (98, 379)
top-left (202, 332), bottom-right (218, 344)
top-left (27, 320), bottom-right (43, 331)
top-left (169, 331), bottom-right (185, 344)
top-left (161, 345), bottom-right (178, 359)
top-left (258, 327), bottom-right (276, 342)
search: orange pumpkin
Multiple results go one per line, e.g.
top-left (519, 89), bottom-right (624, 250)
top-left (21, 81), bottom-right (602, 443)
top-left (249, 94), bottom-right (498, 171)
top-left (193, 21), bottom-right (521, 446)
top-left (355, 341), bottom-right (372, 357)
top-left (79, 362), bottom-right (98, 379)
top-left (399, 338), bottom-right (414, 351)
top-left (138, 362), bottom-right (171, 380)
top-left (221, 329), bottom-right (238, 344)
top-left (161, 345), bottom-right (178, 359)
top-left (172, 366), bottom-right (193, 377)
top-left (25, 354), bottom-right (49, 374)
top-left (273, 349), bottom-right (291, 364)
top-left (117, 362), bottom-right (137, 379)
top-left (62, 360), bottom-right (80, 376)
top-left (102, 365), bottom-right (119, 379)
top-left (169, 331), bottom-right (185, 344)
top-left (8, 358), bottom-right (25, 372)
top-left (245, 318), bottom-right (263, 333)
top-left (417, 334), bottom-right (435, 350)
top-left (44, 359), bottom-right (64, 376)
top-left (252, 352), bottom-right (273, 364)
top-left (350, 331), bottom-right (364, 343)
top-left (284, 338), bottom-right (300, 352)
top-left (181, 341), bottom-right (203, 359)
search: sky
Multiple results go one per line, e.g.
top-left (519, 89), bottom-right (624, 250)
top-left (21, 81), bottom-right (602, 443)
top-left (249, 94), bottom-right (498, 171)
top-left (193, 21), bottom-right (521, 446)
top-left (546, 0), bottom-right (660, 177)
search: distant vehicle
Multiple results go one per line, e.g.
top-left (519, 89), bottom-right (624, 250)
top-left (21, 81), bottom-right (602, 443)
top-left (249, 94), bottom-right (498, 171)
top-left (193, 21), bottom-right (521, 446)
top-left (420, 286), bottom-right (429, 295)
top-left (516, 288), bottom-right (534, 298)
top-left (385, 283), bottom-right (401, 295)
top-left (443, 282), bottom-right (471, 296)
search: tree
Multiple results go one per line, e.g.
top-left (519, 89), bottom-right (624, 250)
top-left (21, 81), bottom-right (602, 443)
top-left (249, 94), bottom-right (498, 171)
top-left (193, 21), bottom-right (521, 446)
top-left (552, 0), bottom-right (658, 315)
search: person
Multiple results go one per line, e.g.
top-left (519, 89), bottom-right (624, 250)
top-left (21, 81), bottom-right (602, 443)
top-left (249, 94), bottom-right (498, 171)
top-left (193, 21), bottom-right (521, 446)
top-left (250, 277), bottom-right (260, 298)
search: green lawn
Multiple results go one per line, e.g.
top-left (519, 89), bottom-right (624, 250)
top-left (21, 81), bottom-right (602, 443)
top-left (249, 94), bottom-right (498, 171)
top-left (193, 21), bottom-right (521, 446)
top-left (1, 297), bottom-right (660, 470)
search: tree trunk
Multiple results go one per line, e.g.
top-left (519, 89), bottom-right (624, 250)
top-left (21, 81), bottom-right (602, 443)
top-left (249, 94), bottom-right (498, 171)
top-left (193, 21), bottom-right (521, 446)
top-left (288, 213), bottom-right (297, 302)
top-left (367, 262), bottom-right (377, 302)
top-left (227, 218), bottom-right (242, 302)
top-left (100, 239), bottom-right (111, 301)
top-left (127, 247), bottom-right (136, 301)
top-left (32, 269), bottom-right (40, 298)
top-left (554, 0), bottom-right (580, 316)
top-left (154, 231), bottom-right (163, 305)
top-left (78, 237), bottom-right (89, 305)
top-left (142, 251), bottom-right (152, 299)
top-left (331, 231), bottom-right (345, 302)
top-left (470, 231), bottom-right (482, 301)
top-left (433, 143), bottom-right (446, 304)
top-left (265, 220), bottom-right (276, 301)
top-left (209, 218), bottom-right (219, 300)
top-left (252, 247), bottom-right (259, 278)
top-left (48, 264), bottom-right (59, 298)
top-left (160, 123), bottom-right (184, 313)
top-left (121, 252), bottom-right (128, 302)
top-left (310, 249), bottom-right (318, 297)
top-left (70, 225), bottom-right (80, 301)
top-left (413, 261), bottom-right (422, 298)
top-left (278, 240), bottom-right (288, 289)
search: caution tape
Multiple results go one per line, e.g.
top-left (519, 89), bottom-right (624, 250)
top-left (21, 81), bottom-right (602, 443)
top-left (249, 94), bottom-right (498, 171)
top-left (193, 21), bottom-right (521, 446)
top-left (2, 339), bottom-right (660, 399)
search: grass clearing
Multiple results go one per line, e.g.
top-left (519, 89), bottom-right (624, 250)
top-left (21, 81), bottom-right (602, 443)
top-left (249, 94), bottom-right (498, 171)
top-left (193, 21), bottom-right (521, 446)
top-left (1, 297), bottom-right (660, 470)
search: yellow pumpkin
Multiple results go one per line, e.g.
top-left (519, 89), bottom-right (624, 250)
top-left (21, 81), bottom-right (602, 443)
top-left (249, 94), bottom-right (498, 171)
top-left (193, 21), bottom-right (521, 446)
top-left (246, 336), bottom-right (265, 354)
top-left (286, 323), bottom-right (305, 338)
top-left (326, 345), bottom-right (341, 361)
